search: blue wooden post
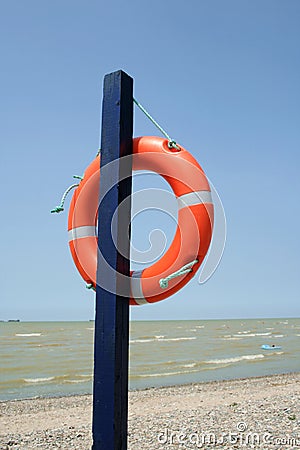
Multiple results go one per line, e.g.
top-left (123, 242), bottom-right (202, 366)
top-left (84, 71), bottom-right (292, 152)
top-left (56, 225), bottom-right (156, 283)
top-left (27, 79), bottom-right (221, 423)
top-left (92, 70), bottom-right (133, 449)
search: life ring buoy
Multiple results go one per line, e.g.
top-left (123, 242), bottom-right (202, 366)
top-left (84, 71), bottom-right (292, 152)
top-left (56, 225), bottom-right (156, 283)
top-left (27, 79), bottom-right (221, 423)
top-left (68, 136), bottom-right (214, 305)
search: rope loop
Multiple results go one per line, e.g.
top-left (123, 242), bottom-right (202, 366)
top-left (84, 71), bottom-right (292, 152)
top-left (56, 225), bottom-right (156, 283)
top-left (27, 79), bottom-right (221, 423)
top-left (167, 140), bottom-right (180, 151)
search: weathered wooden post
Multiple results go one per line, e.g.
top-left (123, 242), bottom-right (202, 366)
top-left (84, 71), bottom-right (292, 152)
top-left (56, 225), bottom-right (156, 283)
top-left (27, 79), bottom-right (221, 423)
top-left (52, 65), bottom-right (216, 450)
top-left (92, 70), bottom-right (133, 449)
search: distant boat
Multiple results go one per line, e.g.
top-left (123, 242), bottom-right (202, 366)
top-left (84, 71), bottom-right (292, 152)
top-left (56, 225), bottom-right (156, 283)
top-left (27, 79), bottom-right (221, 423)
top-left (261, 344), bottom-right (282, 350)
top-left (8, 319), bottom-right (20, 322)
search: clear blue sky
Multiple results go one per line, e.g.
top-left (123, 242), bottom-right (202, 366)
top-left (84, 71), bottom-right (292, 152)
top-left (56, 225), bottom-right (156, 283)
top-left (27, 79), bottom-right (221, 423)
top-left (1, 0), bottom-right (299, 321)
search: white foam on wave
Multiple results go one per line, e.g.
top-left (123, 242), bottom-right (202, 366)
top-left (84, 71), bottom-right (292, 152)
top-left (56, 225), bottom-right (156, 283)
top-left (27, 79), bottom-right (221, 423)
top-left (24, 377), bottom-right (54, 383)
top-left (130, 337), bottom-right (196, 343)
top-left (196, 325), bottom-right (205, 329)
top-left (255, 332), bottom-right (272, 336)
top-left (65, 379), bottom-right (86, 384)
top-left (137, 368), bottom-right (199, 378)
top-left (154, 335), bottom-right (165, 339)
top-left (157, 337), bottom-right (197, 342)
top-left (15, 333), bottom-right (42, 337)
top-left (204, 354), bottom-right (265, 365)
top-left (182, 363), bottom-right (196, 368)
top-left (232, 332), bottom-right (271, 337)
top-left (272, 334), bottom-right (285, 338)
top-left (221, 337), bottom-right (243, 341)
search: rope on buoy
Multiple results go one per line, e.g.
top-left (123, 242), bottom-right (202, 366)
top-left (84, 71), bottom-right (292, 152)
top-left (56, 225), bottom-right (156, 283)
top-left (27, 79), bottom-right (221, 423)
top-left (159, 260), bottom-right (198, 289)
top-left (86, 283), bottom-right (95, 291)
top-left (133, 98), bottom-right (179, 150)
top-left (50, 175), bottom-right (83, 214)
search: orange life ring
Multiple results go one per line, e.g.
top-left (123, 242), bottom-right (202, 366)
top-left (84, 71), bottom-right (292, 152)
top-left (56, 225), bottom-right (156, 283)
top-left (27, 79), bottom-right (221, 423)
top-left (68, 136), bottom-right (214, 305)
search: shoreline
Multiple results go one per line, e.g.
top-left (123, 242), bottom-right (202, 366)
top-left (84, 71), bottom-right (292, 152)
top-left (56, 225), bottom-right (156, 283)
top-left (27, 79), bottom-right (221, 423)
top-left (1, 372), bottom-right (299, 449)
top-left (1, 370), bottom-right (299, 404)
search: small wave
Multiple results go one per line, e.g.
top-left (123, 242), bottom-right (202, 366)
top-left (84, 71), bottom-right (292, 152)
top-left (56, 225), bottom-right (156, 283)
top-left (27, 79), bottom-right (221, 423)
top-left (24, 377), bottom-right (55, 383)
top-left (182, 363), bottom-right (196, 368)
top-left (130, 337), bottom-right (196, 344)
top-left (64, 379), bottom-right (86, 384)
top-left (154, 335), bottom-right (165, 339)
top-left (272, 334), bottom-right (285, 338)
top-left (266, 327), bottom-right (274, 330)
top-left (242, 354), bottom-right (265, 360)
top-left (15, 333), bottom-right (42, 337)
top-left (232, 332), bottom-right (271, 337)
top-left (255, 332), bottom-right (272, 336)
top-left (221, 337), bottom-right (243, 341)
top-left (196, 325), bottom-right (204, 329)
top-left (156, 336), bottom-right (196, 342)
top-left (204, 354), bottom-right (264, 365)
top-left (135, 368), bottom-right (199, 378)
top-left (36, 343), bottom-right (65, 347)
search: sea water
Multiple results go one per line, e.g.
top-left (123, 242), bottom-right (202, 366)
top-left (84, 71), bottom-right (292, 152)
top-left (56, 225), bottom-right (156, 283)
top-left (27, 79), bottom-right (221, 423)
top-left (0, 318), bottom-right (299, 400)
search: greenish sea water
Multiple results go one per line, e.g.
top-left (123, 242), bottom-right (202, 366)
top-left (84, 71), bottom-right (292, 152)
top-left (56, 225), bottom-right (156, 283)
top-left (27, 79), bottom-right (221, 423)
top-left (0, 318), bottom-right (299, 401)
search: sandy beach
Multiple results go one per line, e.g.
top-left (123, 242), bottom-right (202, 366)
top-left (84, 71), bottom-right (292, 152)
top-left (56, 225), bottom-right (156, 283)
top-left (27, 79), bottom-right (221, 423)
top-left (0, 372), bottom-right (299, 449)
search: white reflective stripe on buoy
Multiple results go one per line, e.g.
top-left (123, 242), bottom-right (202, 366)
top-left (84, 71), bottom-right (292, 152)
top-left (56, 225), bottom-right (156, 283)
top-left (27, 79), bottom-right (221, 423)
top-left (177, 190), bottom-right (212, 210)
top-left (131, 270), bottom-right (148, 305)
top-left (68, 226), bottom-right (97, 242)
